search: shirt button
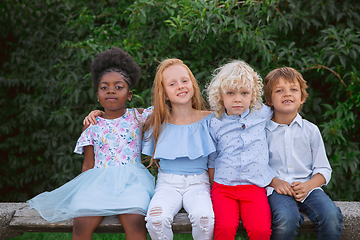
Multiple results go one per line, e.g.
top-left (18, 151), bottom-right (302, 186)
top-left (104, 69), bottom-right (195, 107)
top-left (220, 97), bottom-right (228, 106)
top-left (286, 146), bottom-right (289, 149)
top-left (289, 165), bottom-right (292, 168)
top-left (242, 152), bottom-right (245, 155)
top-left (242, 133), bottom-right (245, 136)
top-left (241, 173), bottom-right (244, 175)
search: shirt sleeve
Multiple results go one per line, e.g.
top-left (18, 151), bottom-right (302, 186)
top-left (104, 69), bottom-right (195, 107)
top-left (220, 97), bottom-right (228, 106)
top-left (141, 106), bottom-right (153, 120)
top-left (74, 126), bottom-right (94, 154)
top-left (310, 125), bottom-right (332, 185)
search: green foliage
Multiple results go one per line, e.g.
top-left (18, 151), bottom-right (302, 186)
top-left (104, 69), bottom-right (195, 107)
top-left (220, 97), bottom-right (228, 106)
top-left (1, 0), bottom-right (359, 201)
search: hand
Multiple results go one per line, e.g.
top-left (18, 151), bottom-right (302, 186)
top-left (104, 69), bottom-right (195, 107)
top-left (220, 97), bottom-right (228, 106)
top-left (292, 181), bottom-right (310, 202)
top-left (83, 110), bottom-right (104, 125)
top-left (270, 178), bottom-right (295, 196)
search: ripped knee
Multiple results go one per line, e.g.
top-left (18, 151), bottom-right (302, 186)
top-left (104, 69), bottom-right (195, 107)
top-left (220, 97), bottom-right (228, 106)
top-left (146, 206), bottom-right (173, 238)
top-left (149, 206), bottom-right (163, 217)
top-left (200, 216), bottom-right (209, 227)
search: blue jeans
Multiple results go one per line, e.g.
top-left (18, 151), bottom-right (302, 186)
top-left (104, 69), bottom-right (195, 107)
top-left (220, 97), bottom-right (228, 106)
top-left (268, 189), bottom-right (343, 240)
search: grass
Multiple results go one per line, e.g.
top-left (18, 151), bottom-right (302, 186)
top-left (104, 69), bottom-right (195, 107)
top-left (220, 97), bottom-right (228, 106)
top-left (12, 232), bottom-right (316, 239)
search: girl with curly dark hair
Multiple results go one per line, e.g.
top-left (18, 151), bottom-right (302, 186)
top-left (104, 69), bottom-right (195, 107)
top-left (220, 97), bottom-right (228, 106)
top-left (27, 47), bottom-right (155, 240)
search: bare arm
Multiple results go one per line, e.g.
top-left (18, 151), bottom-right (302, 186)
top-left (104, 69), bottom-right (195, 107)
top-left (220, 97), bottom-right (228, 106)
top-left (208, 168), bottom-right (215, 186)
top-left (292, 173), bottom-right (325, 202)
top-left (81, 145), bottom-right (95, 173)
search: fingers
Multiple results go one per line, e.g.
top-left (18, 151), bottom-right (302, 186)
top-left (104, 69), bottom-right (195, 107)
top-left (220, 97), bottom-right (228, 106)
top-left (83, 110), bottom-right (103, 126)
top-left (294, 194), bottom-right (305, 202)
top-left (275, 185), bottom-right (295, 196)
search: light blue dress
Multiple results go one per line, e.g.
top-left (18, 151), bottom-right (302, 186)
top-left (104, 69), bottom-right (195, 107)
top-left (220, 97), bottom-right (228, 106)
top-left (27, 108), bottom-right (155, 223)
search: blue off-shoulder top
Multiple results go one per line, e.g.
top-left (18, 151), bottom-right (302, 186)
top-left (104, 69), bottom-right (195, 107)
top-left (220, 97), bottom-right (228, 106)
top-left (142, 113), bottom-right (216, 175)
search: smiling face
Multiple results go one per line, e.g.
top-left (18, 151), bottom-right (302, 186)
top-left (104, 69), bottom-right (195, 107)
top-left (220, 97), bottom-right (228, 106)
top-left (270, 77), bottom-right (304, 119)
top-left (97, 71), bottom-right (132, 119)
top-left (221, 87), bottom-right (253, 116)
top-left (162, 64), bottom-right (194, 108)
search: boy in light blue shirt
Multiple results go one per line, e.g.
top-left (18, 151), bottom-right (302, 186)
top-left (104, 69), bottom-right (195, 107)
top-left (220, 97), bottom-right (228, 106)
top-left (264, 67), bottom-right (343, 240)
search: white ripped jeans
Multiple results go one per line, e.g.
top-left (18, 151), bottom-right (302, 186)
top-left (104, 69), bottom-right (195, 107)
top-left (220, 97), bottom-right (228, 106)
top-left (145, 171), bottom-right (214, 240)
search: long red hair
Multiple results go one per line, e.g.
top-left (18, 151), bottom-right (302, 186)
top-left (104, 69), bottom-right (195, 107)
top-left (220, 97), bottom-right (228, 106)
top-left (143, 59), bottom-right (205, 168)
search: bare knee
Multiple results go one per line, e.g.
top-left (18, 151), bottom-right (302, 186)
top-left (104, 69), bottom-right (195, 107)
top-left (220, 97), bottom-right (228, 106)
top-left (119, 214), bottom-right (146, 233)
top-left (72, 217), bottom-right (102, 240)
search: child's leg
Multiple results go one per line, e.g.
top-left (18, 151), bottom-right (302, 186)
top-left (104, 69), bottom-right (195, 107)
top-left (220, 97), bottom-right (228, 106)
top-left (211, 182), bottom-right (241, 240)
top-left (299, 189), bottom-right (343, 240)
top-left (268, 191), bottom-right (303, 240)
top-left (72, 216), bottom-right (103, 240)
top-left (238, 185), bottom-right (272, 240)
top-left (146, 174), bottom-right (183, 240)
top-left (183, 173), bottom-right (214, 240)
top-left (118, 214), bottom-right (147, 240)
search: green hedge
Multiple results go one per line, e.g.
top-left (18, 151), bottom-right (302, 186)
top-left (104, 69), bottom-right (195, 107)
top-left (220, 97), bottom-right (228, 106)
top-left (1, 0), bottom-right (359, 201)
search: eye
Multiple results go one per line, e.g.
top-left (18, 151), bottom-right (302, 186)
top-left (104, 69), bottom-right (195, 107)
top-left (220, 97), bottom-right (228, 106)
top-left (242, 92), bottom-right (249, 96)
top-left (227, 92), bottom-right (234, 95)
top-left (100, 86), bottom-right (108, 90)
top-left (275, 89), bottom-right (282, 93)
top-left (115, 86), bottom-right (124, 90)
top-left (291, 88), bottom-right (298, 91)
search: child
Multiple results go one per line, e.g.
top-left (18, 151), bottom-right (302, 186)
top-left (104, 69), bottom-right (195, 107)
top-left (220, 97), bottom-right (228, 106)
top-left (142, 58), bottom-right (215, 240)
top-left (27, 47), bottom-right (155, 240)
top-left (206, 60), bottom-right (274, 240)
top-left (263, 67), bottom-right (343, 240)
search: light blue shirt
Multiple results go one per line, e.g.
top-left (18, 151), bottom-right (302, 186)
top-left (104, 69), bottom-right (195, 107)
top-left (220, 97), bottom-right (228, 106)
top-left (142, 113), bottom-right (216, 175)
top-left (265, 114), bottom-right (332, 199)
top-left (208, 105), bottom-right (275, 187)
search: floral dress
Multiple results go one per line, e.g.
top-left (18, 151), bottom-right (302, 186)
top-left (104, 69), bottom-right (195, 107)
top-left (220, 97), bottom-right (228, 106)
top-left (28, 108), bottom-right (155, 223)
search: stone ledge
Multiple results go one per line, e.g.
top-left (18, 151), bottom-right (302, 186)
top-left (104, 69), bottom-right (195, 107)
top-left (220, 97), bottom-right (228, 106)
top-left (1, 201), bottom-right (359, 239)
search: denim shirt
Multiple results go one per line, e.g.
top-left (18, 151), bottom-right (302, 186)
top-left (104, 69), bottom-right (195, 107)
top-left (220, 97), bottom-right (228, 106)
top-left (208, 105), bottom-right (274, 187)
top-left (265, 114), bottom-right (332, 200)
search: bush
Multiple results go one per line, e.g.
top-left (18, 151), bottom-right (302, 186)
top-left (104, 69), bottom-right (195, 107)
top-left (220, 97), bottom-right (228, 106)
top-left (1, 0), bottom-right (359, 201)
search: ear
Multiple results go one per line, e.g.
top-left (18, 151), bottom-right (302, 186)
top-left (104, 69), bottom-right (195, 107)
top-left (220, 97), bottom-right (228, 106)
top-left (128, 91), bottom-right (133, 101)
top-left (301, 96), bottom-right (305, 105)
top-left (97, 92), bottom-right (99, 102)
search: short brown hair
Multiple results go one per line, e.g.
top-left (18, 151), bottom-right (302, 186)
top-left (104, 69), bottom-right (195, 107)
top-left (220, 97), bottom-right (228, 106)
top-left (263, 67), bottom-right (308, 111)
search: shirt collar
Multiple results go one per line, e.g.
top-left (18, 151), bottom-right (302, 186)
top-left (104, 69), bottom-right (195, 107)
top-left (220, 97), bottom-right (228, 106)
top-left (223, 108), bottom-right (251, 119)
top-left (266, 113), bottom-right (303, 132)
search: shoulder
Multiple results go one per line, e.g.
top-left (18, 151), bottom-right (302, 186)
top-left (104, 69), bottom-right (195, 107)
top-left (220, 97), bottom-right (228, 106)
top-left (200, 110), bottom-right (214, 120)
top-left (254, 104), bottom-right (273, 116)
top-left (135, 106), bottom-right (153, 114)
top-left (190, 110), bottom-right (214, 123)
top-left (301, 118), bottom-right (320, 132)
top-left (300, 118), bottom-right (322, 139)
top-left (248, 104), bottom-right (272, 119)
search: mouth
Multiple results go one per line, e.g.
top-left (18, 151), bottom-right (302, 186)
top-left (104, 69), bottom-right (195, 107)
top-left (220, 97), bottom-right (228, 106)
top-left (177, 91), bottom-right (188, 97)
top-left (232, 106), bottom-right (243, 109)
top-left (282, 100), bottom-right (293, 104)
top-left (106, 97), bottom-right (117, 101)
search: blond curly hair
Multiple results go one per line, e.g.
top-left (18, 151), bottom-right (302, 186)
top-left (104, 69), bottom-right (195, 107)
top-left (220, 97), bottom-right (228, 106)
top-left (206, 60), bottom-right (263, 118)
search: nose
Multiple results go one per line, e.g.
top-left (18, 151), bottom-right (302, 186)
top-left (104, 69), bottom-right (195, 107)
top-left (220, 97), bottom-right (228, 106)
top-left (234, 94), bottom-right (242, 102)
top-left (284, 89), bottom-right (291, 96)
top-left (178, 81), bottom-right (185, 89)
top-left (107, 87), bottom-right (115, 94)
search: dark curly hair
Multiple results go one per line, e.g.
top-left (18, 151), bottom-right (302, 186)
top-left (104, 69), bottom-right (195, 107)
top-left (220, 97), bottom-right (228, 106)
top-left (90, 47), bottom-right (141, 90)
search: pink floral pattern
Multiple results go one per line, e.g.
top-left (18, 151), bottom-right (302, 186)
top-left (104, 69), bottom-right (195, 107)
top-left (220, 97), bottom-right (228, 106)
top-left (74, 108), bottom-right (153, 168)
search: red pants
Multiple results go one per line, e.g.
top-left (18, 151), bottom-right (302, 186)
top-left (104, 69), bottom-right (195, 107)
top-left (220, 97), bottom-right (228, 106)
top-left (211, 182), bottom-right (271, 240)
